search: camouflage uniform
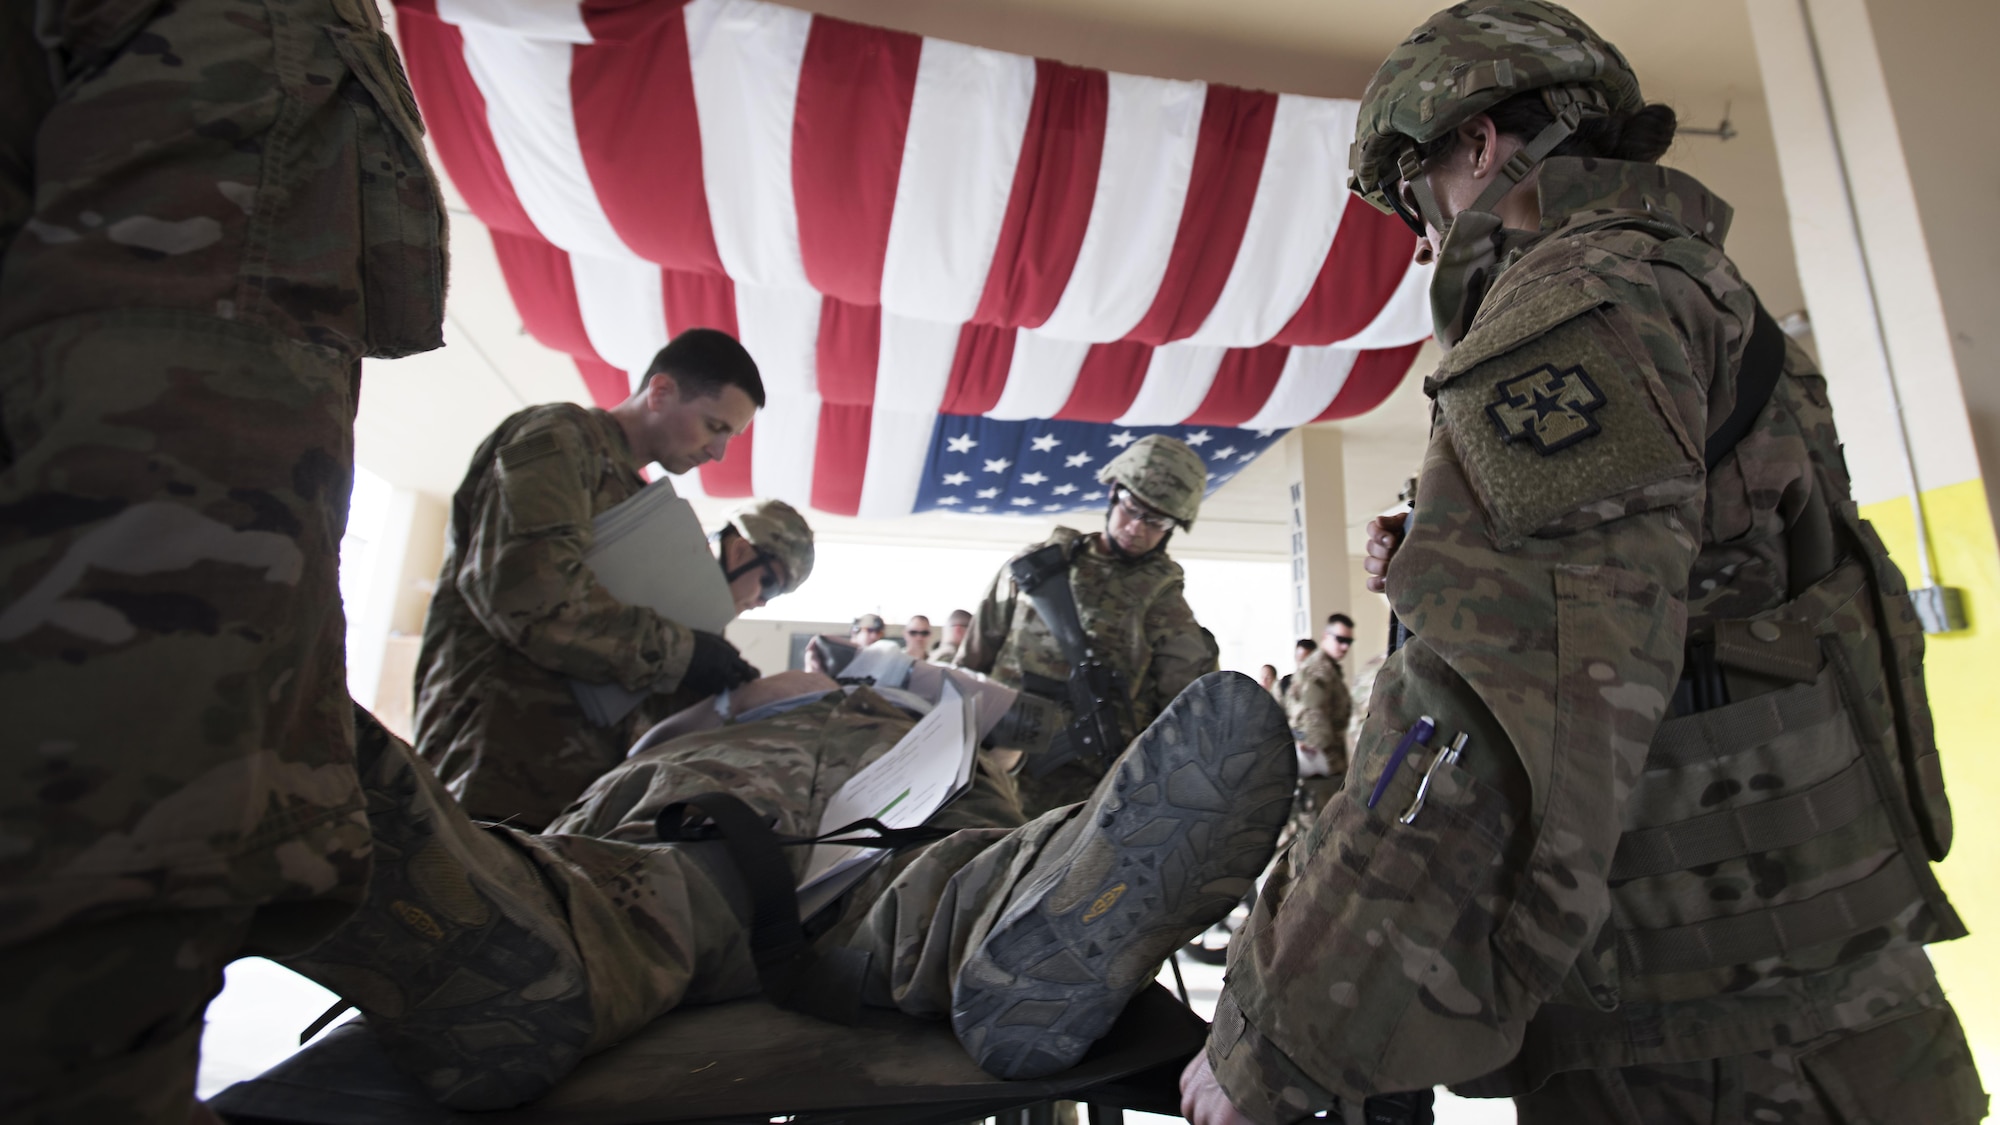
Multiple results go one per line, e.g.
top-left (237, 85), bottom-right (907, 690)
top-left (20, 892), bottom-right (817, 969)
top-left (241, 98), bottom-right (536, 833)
top-left (1209, 45), bottom-right (1985, 1122)
top-left (0, 0), bottom-right (442, 1116)
top-left (954, 526), bottom-right (1218, 816)
top-left (282, 673), bottom-right (1294, 1108)
top-left (1283, 648), bottom-right (1351, 824)
top-left (412, 402), bottom-right (708, 829)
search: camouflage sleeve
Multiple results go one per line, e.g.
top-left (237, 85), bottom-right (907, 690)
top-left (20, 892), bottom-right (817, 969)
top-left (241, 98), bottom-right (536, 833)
top-left (455, 418), bottom-right (694, 692)
top-left (1134, 580), bottom-right (1217, 731)
top-left (951, 562), bottom-right (1017, 675)
top-left (1289, 658), bottom-right (1341, 752)
top-left (1212, 296), bottom-right (1707, 1115)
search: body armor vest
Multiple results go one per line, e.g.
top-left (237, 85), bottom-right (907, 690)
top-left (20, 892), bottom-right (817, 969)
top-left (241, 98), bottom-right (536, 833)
top-left (1496, 416), bottom-right (1965, 1088)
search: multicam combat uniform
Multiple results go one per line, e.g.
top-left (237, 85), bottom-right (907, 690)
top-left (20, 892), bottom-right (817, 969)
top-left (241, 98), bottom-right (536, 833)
top-left (1282, 648), bottom-right (1351, 820)
top-left (954, 527), bottom-right (1219, 815)
top-left (0, 0), bottom-right (443, 1116)
top-left (413, 402), bottom-right (700, 829)
top-left (1210, 156), bottom-right (1985, 1123)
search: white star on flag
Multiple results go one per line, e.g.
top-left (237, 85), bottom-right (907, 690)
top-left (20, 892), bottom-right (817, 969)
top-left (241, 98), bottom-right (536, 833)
top-left (983, 457), bottom-right (1012, 474)
top-left (1238, 450), bottom-right (1258, 463)
top-left (1184, 430), bottom-right (1212, 446)
top-left (1253, 428), bottom-right (1276, 439)
top-left (1030, 434), bottom-right (1062, 452)
top-left (1083, 490), bottom-right (1105, 501)
top-left (1107, 431), bottom-right (1136, 448)
top-left (970, 504), bottom-right (990, 513)
top-left (1064, 451), bottom-right (1093, 468)
top-left (1010, 496), bottom-right (1035, 506)
top-left (1043, 503), bottom-right (1065, 511)
top-left (946, 435), bottom-right (978, 454)
top-left (1019, 471), bottom-right (1048, 486)
top-left (941, 471), bottom-right (970, 487)
top-left (936, 496), bottom-right (962, 505)
top-left (977, 487), bottom-right (1000, 499)
top-left (1052, 483), bottom-right (1077, 496)
top-left (1214, 446), bottom-right (1237, 459)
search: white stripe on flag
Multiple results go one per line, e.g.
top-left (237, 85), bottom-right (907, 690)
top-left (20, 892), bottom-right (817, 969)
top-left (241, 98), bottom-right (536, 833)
top-left (1182, 96), bottom-right (1358, 347)
top-left (879, 38), bottom-right (1037, 324)
top-left (984, 330), bottom-right (1092, 421)
top-left (733, 284), bottom-right (822, 506)
top-left (451, 20), bottom-right (634, 260)
top-left (1238, 346), bottom-right (1360, 432)
top-left (1335, 258), bottom-right (1435, 349)
top-left (570, 254), bottom-right (668, 385)
top-left (1034, 73), bottom-right (1205, 343)
top-left (435, 0), bottom-right (591, 42)
top-left (857, 315), bottom-right (962, 518)
top-left (684, 0), bottom-right (812, 292)
top-left (1114, 343), bottom-right (1227, 426)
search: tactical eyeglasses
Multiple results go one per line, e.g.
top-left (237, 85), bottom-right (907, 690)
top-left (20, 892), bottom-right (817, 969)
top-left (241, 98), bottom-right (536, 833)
top-left (725, 549), bottom-right (786, 599)
top-left (1113, 488), bottom-right (1176, 530)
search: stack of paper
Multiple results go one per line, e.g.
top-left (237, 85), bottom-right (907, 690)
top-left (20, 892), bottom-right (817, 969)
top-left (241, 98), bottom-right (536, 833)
top-left (569, 477), bottom-right (739, 727)
top-left (795, 683), bottom-right (981, 912)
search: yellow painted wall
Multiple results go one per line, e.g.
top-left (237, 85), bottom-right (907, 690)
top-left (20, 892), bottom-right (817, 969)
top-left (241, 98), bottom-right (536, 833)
top-left (1861, 479), bottom-right (2000, 1082)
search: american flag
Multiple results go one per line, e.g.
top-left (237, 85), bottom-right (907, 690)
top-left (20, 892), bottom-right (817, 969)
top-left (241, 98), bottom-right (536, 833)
top-left (915, 419), bottom-right (1285, 516)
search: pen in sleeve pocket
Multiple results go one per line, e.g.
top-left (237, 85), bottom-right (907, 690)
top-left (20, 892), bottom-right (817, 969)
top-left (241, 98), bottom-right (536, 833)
top-left (1400, 731), bottom-right (1470, 825)
top-left (1365, 715), bottom-right (1435, 809)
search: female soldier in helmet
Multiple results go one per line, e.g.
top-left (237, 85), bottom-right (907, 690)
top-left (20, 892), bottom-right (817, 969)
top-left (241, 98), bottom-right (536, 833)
top-left (1182, 2), bottom-right (1983, 1123)
top-left (952, 435), bottom-right (1221, 817)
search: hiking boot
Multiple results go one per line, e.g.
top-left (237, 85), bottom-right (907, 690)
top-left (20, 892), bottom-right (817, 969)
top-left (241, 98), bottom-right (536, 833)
top-left (950, 671), bottom-right (1295, 1079)
top-left (283, 710), bottom-right (595, 1110)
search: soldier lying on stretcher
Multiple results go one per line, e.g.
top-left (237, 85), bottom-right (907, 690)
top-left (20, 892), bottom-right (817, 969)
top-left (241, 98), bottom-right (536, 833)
top-left (279, 666), bottom-right (1298, 1110)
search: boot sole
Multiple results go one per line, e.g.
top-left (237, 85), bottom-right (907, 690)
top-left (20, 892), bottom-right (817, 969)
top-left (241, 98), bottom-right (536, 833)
top-left (950, 672), bottom-right (1295, 1079)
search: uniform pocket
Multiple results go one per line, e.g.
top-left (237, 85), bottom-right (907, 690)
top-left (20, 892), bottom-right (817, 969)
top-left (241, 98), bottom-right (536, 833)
top-left (325, 26), bottom-right (446, 359)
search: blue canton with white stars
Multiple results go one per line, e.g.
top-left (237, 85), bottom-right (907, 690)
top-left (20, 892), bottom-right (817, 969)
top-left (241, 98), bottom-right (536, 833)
top-left (913, 417), bottom-right (1286, 516)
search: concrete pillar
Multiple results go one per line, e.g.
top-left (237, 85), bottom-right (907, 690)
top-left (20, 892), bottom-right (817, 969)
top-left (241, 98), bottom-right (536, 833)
top-left (1749, 0), bottom-right (2000, 1077)
top-left (346, 488), bottom-right (449, 740)
top-left (1282, 426), bottom-right (1351, 655)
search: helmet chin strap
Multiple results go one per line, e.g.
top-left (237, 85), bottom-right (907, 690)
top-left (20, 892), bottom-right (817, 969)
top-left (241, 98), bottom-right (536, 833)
top-left (1397, 85), bottom-right (1598, 238)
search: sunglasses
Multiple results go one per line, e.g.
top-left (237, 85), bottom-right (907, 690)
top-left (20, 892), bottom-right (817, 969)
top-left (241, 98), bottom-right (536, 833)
top-left (1330, 634), bottom-right (1354, 646)
top-left (726, 549), bottom-right (786, 598)
top-left (906, 628), bottom-right (932, 637)
top-left (1113, 488), bottom-right (1176, 530)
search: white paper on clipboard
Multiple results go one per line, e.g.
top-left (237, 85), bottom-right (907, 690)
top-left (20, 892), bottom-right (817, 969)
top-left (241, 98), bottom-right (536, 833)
top-left (795, 683), bottom-right (981, 906)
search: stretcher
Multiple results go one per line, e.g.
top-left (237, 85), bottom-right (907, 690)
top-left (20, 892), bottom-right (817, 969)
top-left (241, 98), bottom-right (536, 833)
top-left (210, 983), bottom-right (1204, 1125)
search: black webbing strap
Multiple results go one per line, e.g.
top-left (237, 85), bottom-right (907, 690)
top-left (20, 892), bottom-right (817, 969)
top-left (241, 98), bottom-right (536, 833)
top-left (1619, 858), bottom-right (1921, 975)
top-left (1610, 756), bottom-right (1875, 881)
top-left (1704, 301), bottom-right (1788, 472)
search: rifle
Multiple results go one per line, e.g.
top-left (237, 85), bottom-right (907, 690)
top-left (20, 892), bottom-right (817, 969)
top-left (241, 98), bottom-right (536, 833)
top-left (1007, 542), bottom-right (1136, 778)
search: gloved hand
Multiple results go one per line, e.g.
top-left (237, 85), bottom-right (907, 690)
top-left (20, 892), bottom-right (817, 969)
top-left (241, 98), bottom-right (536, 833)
top-left (681, 630), bottom-right (760, 697)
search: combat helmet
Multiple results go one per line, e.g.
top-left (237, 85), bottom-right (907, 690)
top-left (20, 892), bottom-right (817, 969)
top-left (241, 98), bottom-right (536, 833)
top-left (726, 499), bottom-right (814, 595)
top-left (1096, 435), bottom-right (1208, 529)
top-left (1349, 0), bottom-right (1644, 236)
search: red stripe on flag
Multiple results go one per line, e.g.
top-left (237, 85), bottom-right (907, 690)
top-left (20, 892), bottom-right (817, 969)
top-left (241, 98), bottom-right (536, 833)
top-left (490, 231), bottom-right (605, 364)
top-left (939, 324), bottom-right (1015, 415)
top-left (971, 60), bottom-right (1108, 329)
top-left (1313, 341), bottom-right (1427, 421)
top-left (793, 17), bottom-right (922, 305)
top-left (661, 270), bottom-right (739, 337)
top-left (1271, 203), bottom-right (1418, 346)
top-left (395, 1), bottom-right (540, 238)
top-left (816, 298), bottom-right (881, 407)
top-left (574, 358), bottom-right (630, 409)
top-left (1185, 345), bottom-right (1291, 427)
top-left (1121, 86), bottom-right (1277, 345)
top-left (573, 3), bottom-right (724, 274)
top-left (1053, 341), bottom-right (1150, 422)
top-left (811, 403), bottom-right (873, 516)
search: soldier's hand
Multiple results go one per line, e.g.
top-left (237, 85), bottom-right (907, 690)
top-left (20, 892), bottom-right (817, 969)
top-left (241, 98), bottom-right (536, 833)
top-left (1180, 1051), bottom-right (1258, 1125)
top-left (1363, 510), bottom-right (1409, 594)
top-left (682, 630), bottom-right (761, 697)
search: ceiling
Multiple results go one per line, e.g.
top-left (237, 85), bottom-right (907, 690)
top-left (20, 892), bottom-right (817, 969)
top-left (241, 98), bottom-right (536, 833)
top-left (361, 0), bottom-right (1799, 564)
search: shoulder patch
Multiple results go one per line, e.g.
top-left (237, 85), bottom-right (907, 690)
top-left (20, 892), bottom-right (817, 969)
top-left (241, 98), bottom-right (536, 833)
top-left (498, 430), bottom-right (561, 471)
top-left (1486, 364), bottom-right (1607, 455)
top-left (1439, 308), bottom-right (1697, 548)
